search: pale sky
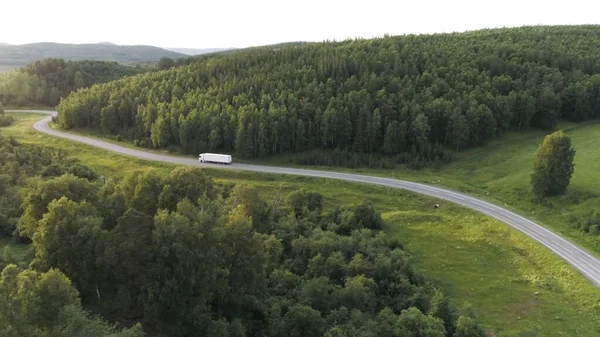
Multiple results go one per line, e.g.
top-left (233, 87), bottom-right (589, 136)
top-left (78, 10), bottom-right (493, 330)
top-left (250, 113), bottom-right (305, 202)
top-left (1, 0), bottom-right (598, 49)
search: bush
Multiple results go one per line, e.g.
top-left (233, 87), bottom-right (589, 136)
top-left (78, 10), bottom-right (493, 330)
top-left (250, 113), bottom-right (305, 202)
top-left (0, 116), bottom-right (13, 127)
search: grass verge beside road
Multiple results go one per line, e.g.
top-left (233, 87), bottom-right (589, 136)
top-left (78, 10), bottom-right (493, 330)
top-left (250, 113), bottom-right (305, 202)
top-left (3, 111), bottom-right (600, 336)
top-left (54, 116), bottom-right (600, 260)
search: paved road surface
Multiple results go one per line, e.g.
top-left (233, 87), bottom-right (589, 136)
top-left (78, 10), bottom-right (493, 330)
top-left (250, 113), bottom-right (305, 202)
top-left (9, 109), bottom-right (600, 289)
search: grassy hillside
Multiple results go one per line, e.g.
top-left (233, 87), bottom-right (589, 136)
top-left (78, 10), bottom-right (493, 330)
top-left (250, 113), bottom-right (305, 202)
top-left (5, 111), bottom-right (600, 337)
top-left (243, 120), bottom-right (600, 254)
top-left (0, 42), bottom-right (186, 70)
top-left (411, 120), bottom-right (600, 252)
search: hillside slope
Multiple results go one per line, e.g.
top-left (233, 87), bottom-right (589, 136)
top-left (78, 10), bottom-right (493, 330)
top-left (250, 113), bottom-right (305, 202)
top-left (57, 25), bottom-right (600, 167)
top-left (0, 42), bottom-right (186, 70)
top-left (164, 47), bottom-right (238, 55)
top-left (0, 58), bottom-right (145, 106)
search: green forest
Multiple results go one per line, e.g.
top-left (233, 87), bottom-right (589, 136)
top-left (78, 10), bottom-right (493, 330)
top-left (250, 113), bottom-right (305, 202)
top-left (0, 58), bottom-right (145, 106)
top-left (56, 25), bottom-right (600, 167)
top-left (0, 133), bottom-right (485, 337)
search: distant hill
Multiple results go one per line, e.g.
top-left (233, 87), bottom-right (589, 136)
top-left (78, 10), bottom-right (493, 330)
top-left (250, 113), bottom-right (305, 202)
top-left (0, 43), bottom-right (11, 46)
top-left (0, 42), bottom-right (187, 71)
top-left (165, 47), bottom-right (237, 55)
top-left (157, 42), bottom-right (309, 70)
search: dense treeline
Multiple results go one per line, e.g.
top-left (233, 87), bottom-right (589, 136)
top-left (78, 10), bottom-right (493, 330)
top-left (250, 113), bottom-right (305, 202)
top-left (0, 265), bottom-right (145, 337)
top-left (0, 134), bottom-right (486, 337)
top-left (0, 58), bottom-right (145, 106)
top-left (0, 135), bottom-right (97, 241)
top-left (0, 135), bottom-right (142, 336)
top-left (57, 25), bottom-right (600, 167)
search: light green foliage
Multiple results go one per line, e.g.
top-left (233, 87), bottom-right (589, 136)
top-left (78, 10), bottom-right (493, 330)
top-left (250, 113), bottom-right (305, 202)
top-left (32, 197), bottom-right (104, 295)
top-left (396, 307), bottom-right (446, 337)
top-left (227, 184), bottom-right (269, 227)
top-left (0, 264), bottom-right (142, 337)
top-left (452, 315), bottom-right (486, 337)
top-left (18, 174), bottom-right (97, 238)
top-left (0, 135), bottom-right (100, 238)
top-left (429, 291), bottom-right (457, 336)
top-left (531, 130), bottom-right (576, 198)
top-left (0, 265), bottom-right (78, 336)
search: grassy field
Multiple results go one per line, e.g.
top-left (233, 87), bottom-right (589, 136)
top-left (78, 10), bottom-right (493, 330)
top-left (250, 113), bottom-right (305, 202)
top-left (3, 111), bottom-right (600, 336)
top-left (279, 121), bottom-right (600, 258)
top-left (57, 116), bottom-right (600, 260)
top-left (3, 104), bottom-right (54, 110)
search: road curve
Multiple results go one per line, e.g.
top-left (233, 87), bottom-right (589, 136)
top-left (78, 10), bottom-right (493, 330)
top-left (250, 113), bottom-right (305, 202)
top-left (9, 109), bottom-right (600, 290)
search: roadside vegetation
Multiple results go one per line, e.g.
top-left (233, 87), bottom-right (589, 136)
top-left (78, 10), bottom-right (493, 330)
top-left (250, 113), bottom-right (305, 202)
top-left (57, 25), bottom-right (600, 170)
top-left (4, 24), bottom-right (600, 337)
top-left (4, 111), bottom-right (600, 337)
top-left (0, 113), bottom-right (487, 337)
top-left (50, 100), bottom-right (600, 255)
top-left (245, 120), bottom-right (600, 253)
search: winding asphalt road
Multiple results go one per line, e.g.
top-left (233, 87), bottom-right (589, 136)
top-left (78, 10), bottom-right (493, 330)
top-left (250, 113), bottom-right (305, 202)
top-left (8, 109), bottom-right (600, 290)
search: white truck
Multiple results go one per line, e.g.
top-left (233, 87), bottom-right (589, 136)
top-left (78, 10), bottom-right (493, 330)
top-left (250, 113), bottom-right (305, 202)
top-left (199, 153), bottom-right (232, 165)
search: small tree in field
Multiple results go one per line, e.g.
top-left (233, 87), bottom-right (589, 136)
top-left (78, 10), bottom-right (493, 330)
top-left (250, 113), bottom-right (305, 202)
top-left (0, 102), bottom-right (13, 127)
top-left (531, 130), bottom-right (575, 199)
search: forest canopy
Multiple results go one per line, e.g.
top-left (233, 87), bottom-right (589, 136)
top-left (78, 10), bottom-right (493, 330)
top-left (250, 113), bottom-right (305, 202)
top-left (0, 134), bottom-right (486, 337)
top-left (0, 58), bottom-right (145, 106)
top-left (56, 25), bottom-right (600, 167)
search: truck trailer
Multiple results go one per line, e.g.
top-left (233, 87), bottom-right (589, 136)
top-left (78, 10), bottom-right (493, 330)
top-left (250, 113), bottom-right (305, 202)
top-left (199, 153), bottom-right (232, 164)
